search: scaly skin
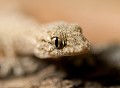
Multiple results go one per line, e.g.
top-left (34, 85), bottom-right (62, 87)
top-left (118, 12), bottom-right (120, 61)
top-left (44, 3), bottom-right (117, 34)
top-left (0, 11), bottom-right (90, 77)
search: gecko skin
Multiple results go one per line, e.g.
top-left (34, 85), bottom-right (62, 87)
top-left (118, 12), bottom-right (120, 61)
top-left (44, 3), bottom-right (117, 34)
top-left (0, 11), bottom-right (90, 77)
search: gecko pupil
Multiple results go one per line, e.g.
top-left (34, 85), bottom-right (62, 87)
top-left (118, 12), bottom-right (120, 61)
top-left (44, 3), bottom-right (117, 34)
top-left (55, 37), bottom-right (58, 48)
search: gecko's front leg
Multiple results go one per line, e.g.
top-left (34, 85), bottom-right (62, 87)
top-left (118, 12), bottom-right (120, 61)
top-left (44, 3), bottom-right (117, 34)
top-left (0, 42), bottom-right (25, 77)
top-left (0, 56), bottom-right (39, 78)
top-left (0, 42), bottom-right (39, 78)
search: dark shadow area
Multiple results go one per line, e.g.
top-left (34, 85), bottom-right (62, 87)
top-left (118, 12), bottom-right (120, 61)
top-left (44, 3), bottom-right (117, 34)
top-left (51, 44), bottom-right (120, 87)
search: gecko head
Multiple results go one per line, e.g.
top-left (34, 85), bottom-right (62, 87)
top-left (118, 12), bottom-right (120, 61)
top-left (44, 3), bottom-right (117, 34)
top-left (35, 22), bottom-right (90, 59)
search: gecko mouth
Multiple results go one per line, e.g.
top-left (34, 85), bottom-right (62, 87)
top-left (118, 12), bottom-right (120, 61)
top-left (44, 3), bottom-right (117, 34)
top-left (51, 44), bottom-right (90, 57)
top-left (34, 42), bottom-right (90, 59)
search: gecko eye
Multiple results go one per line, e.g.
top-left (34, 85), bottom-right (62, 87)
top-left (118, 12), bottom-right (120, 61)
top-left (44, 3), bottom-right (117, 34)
top-left (51, 37), bottom-right (67, 49)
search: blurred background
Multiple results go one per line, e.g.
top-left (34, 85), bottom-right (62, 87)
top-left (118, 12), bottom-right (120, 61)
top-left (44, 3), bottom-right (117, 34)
top-left (1, 0), bottom-right (120, 45)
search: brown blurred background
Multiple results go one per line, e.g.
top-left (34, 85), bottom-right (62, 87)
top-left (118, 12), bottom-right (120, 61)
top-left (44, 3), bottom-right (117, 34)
top-left (1, 0), bottom-right (120, 45)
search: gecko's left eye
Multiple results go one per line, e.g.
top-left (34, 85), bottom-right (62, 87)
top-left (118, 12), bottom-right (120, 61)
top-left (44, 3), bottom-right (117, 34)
top-left (51, 37), bottom-right (67, 49)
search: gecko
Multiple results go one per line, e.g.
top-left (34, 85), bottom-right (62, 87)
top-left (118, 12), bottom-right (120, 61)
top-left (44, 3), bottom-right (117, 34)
top-left (0, 11), bottom-right (90, 77)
